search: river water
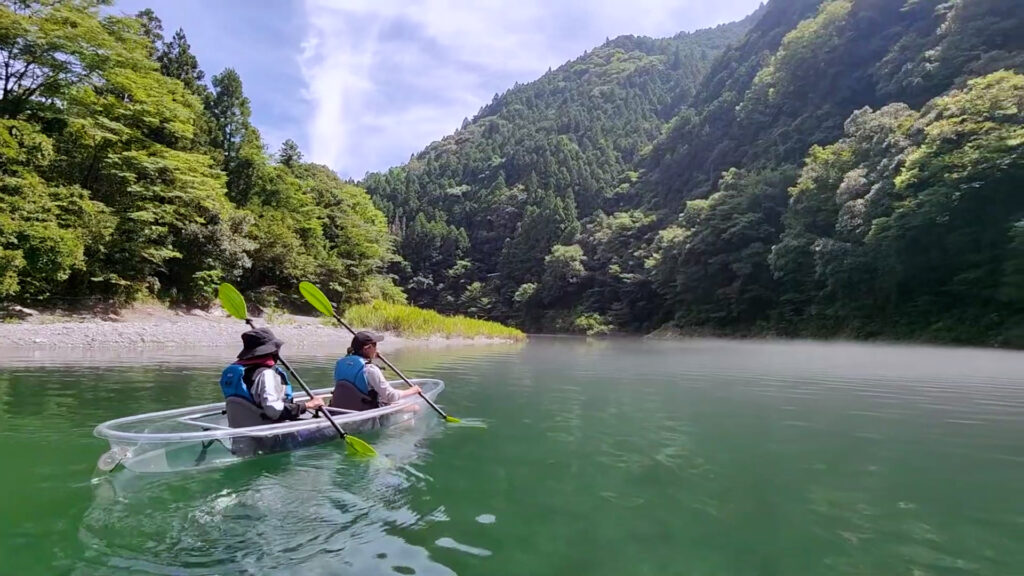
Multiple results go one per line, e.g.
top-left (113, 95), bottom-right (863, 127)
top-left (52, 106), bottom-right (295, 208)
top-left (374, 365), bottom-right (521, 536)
top-left (1, 337), bottom-right (1022, 575)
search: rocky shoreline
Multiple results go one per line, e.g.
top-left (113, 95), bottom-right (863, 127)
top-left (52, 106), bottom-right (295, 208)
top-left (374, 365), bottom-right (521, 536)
top-left (0, 305), bottom-right (514, 353)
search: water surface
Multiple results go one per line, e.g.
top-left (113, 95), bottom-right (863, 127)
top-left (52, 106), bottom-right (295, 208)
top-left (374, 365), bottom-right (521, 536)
top-left (1, 338), bottom-right (1023, 575)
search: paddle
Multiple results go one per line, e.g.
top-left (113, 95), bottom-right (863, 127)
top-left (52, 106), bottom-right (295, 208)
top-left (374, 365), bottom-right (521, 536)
top-left (217, 283), bottom-right (377, 457)
top-left (299, 281), bottom-right (461, 424)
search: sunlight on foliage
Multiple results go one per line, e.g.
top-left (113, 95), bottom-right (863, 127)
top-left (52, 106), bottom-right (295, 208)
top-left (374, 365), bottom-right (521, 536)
top-left (343, 300), bottom-right (525, 340)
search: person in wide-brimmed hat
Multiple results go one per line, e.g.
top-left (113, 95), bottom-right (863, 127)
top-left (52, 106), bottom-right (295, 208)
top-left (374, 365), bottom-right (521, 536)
top-left (329, 331), bottom-right (421, 411)
top-left (218, 327), bottom-right (324, 423)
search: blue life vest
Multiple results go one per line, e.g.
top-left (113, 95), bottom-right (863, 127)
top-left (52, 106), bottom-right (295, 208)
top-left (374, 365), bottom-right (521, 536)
top-left (220, 363), bottom-right (293, 405)
top-left (334, 354), bottom-right (371, 395)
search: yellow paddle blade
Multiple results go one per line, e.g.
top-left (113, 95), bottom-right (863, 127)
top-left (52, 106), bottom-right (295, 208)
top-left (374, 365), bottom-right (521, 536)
top-left (344, 434), bottom-right (377, 458)
top-left (299, 281), bottom-right (335, 317)
top-left (444, 417), bottom-right (488, 428)
top-left (445, 415), bottom-right (461, 423)
top-left (218, 283), bottom-right (248, 320)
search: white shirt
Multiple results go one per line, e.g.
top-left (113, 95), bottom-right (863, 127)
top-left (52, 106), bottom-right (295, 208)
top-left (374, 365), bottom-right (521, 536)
top-left (363, 361), bottom-right (404, 404)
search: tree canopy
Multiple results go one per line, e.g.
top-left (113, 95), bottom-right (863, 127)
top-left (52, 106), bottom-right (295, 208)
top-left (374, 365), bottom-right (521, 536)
top-left (0, 0), bottom-right (399, 308)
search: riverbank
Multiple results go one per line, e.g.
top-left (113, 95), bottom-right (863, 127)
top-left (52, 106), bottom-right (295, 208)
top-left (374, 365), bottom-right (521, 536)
top-left (0, 304), bottom-right (518, 351)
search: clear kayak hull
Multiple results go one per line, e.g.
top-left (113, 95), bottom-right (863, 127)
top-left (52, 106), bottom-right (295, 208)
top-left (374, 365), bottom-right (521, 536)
top-left (94, 378), bottom-right (444, 473)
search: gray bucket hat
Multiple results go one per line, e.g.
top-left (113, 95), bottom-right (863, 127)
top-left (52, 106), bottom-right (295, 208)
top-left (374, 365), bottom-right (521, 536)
top-left (237, 327), bottom-right (284, 360)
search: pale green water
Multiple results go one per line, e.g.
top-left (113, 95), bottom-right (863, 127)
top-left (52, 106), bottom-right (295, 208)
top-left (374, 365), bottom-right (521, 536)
top-left (1, 338), bottom-right (1023, 575)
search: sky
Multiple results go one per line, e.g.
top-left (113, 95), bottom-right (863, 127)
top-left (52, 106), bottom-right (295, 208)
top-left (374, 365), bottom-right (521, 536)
top-left (112, 0), bottom-right (764, 179)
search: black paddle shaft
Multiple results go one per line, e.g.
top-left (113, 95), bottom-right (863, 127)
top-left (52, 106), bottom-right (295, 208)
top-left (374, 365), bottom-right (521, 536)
top-left (244, 318), bottom-right (347, 439)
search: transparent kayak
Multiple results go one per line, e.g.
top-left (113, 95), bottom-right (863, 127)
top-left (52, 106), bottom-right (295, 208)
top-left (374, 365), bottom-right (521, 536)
top-left (94, 378), bottom-right (444, 473)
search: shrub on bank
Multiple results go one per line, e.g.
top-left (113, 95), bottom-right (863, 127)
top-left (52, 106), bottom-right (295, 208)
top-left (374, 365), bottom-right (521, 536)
top-left (342, 301), bottom-right (526, 340)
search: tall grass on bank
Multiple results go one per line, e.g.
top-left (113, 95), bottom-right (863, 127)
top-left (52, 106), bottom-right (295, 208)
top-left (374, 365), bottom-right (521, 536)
top-left (342, 301), bottom-right (526, 340)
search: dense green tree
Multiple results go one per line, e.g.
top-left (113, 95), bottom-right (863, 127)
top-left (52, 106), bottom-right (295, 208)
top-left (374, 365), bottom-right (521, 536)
top-left (866, 71), bottom-right (1024, 341)
top-left (538, 244), bottom-right (586, 305)
top-left (769, 103), bottom-right (916, 327)
top-left (579, 209), bottom-right (663, 328)
top-left (656, 167), bottom-right (797, 327)
top-left (133, 8), bottom-right (162, 57)
top-left (768, 71), bottom-right (1024, 343)
top-left (0, 0), bottom-right (119, 120)
top-left (1003, 220), bottom-right (1024, 337)
top-left (277, 139), bottom-right (302, 168)
top-left (292, 162), bottom-right (397, 304)
top-left (41, 2), bottom-right (239, 300)
top-left (0, 119), bottom-right (110, 300)
top-left (398, 212), bottom-right (469, 308)
top-left (158, 28), bottom-right (207, 97)
top-left (0, 0), bottom-right (401, 310)
top-left (207, 68), bottom-right (251, 169)
top-left (498, 187), bottom-right (580, 289)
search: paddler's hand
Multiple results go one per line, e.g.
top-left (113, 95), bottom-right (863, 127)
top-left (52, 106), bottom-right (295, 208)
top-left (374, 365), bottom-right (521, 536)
top-left (305, 396), bottom-right (325, 411)
top-left (403, 385), bottom-right (422, 397)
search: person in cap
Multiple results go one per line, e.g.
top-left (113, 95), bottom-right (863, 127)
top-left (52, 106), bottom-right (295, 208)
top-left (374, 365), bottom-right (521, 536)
top-left (219, 327), bottom-right (325, 425)
top-left (329, 331), bottom-right (421, 411)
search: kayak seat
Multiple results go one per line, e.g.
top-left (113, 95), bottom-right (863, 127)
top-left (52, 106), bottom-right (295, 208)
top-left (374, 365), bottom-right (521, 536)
top-left (329, 380), bottom-right (378, 412)
top-left (225, 397), bottom-right (270, 457)
top-left (225, 397), bottom-right (267, 428)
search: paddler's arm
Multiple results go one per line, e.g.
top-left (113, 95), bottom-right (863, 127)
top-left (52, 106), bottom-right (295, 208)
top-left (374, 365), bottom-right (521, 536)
top-left (365, 363), bottom-right (420, 404)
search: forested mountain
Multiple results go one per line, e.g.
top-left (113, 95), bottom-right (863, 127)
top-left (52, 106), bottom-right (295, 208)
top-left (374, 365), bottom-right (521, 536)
top-left (362, 13), bottom-right (760, 322)
top-left (637, 0), bottom-right (1023, 207)
top-left (639, 0), bottom-right (1024, 343)
top-left (0, 0), bottom-right (398, 309)
top-left (366, 0), bottom-right (1024, 346)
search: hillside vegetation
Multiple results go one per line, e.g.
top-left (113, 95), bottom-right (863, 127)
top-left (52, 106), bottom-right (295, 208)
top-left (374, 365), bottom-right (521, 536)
top-left (366, 0), bottom-right (1024, 346)
top-left (3, 0), bottom-right (1022, 347)
top-left (362, 15), bottom-right (760, 318)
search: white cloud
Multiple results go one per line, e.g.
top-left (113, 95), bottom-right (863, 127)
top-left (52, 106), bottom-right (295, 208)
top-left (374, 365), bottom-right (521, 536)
top-left (299, 0), bottom-right (763, 177)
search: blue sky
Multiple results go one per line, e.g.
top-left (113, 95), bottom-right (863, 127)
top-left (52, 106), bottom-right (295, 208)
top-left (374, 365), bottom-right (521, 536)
top-left (112, 0), bottom-right (764, 179)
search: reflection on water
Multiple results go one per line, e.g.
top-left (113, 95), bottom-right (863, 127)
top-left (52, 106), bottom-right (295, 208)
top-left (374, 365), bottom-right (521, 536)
top-left (78, 414), bottom-right (454, 575)
top-left (1, 338), bottom-right (1023, 575)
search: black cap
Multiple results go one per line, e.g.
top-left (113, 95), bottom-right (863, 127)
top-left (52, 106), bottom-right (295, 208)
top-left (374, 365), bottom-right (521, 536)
top-left (237, 327), bottom-right (284, 360)
top-left (350, 330), bottom-right (383, 353)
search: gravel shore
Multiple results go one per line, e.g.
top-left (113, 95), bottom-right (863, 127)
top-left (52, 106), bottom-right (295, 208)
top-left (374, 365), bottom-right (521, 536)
top-left (0, 305), bottom-right (513, 355)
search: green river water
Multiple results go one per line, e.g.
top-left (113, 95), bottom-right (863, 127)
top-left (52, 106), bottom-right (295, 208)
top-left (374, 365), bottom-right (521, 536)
top-left (1, 337), bottom-right (1023, 575)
